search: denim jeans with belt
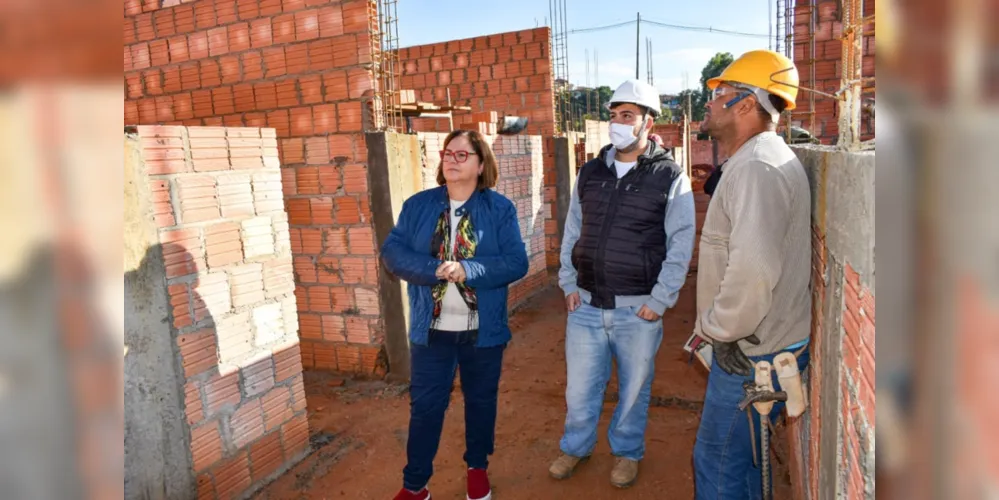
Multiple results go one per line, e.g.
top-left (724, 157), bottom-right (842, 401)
top-left (559, 302), bottom-right (664, 461)
top-left (402, 329), bottom-right (506, 491)
top-left (693, 343), bottom-right (810, 500)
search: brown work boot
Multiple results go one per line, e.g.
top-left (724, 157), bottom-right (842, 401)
top-left (610, 457), bottom-right (639, 488)
top-left (548, 453), bottom-right (589, 480)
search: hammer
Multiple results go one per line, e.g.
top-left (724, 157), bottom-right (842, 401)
top-left (738, 361), bottom-right (787, 500)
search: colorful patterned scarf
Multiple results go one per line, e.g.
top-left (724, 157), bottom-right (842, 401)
top-left (430, 203), bottom-right (478, 330)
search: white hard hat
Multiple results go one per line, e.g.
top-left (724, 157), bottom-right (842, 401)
top-left (607, 79), bottom-right (661, 116)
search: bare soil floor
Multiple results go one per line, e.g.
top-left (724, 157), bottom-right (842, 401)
top-left (256, 274), bottom-right (793, 499)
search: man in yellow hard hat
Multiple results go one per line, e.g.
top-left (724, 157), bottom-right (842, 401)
top-left (689, 49), bottom-right (812, 499)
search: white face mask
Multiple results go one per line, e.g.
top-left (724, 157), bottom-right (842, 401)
top-left (609, 122), bottom-right (639, 150)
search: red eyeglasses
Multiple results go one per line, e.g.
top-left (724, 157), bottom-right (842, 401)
top-left (439, 150), bottom-right (477, 163)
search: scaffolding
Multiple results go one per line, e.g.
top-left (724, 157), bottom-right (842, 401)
top-left (377, 0), bottom-right (402, 132)
top-left (838, 0), bottom-right (872, 148)
top-left (783, 0), bottom-right (814, 140)
top-left (549, 0), bottom-right (574, 134)
top-left (366, 0), bottom-right (402, 132)
top-left (780, 0), bottom-right (873, 149)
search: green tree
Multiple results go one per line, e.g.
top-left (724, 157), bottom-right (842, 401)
top-left (699, 52), bottom-right (734, 103)
top-left (677, 88), bottom-right (701, 121)
top-left (675, 52), bottom-right (735, 122)
top-left (655, 106), bottom-right (673, 124)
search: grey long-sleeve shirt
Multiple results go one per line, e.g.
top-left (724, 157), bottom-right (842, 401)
top-left (558, 149), bottom-right (696, 316)
top-left (694, 131), bottom-right (812, 356)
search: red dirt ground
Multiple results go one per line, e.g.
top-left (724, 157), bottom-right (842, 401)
top-left (255, 274), bottom-right (792, 499)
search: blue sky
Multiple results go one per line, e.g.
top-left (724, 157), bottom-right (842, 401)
top-left (396, 0), bottom-right (776, 94)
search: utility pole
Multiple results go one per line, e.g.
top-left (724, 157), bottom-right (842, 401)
top-left (647, 38), bottom-right (654, 86)
top-left (595, 50), bottom-right (600, 119)
top-left (645, 37), bottom-right (652, 84)
top-left (585, 48), bottom-right (590, 116)
top-left (635, 12), bottom-right (640, 79)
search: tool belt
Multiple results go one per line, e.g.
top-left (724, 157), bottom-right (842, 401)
top-left (738, 344), bottom-right (808, 473)
top-left (684, 333), bottom-right (807, 500)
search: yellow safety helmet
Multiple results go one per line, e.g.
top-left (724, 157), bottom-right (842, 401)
top-left (707, 50), bottom-right (799, 110)
top-left (876, 0), bottom-right (897, 66)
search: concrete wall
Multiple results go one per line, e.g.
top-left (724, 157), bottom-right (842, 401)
top-left (125, 125), bottom-right (309, 500)
top-left (787, 145), bottom-right (875, 500)
top-left (125, 136), bottom-right (195, 499)
top-left (583, 120), bottom-right (609, 161)
top-left (366, 131), bottom-right (423, 380)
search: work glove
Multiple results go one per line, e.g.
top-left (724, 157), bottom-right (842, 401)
top-left (714, 334), bottom-right (761, 376)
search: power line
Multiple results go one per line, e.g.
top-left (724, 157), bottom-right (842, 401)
top-left (568, 18), bottom-right (769, 39)
top-left (567, 19), bottom-right (634, 34)
top-left (642, 19), bottom-right (770, 38)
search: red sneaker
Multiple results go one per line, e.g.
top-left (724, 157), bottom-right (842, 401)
top-left (393, 487), bottom-right (430, 500)
top-left (466, 468), bottom-right (492, 500)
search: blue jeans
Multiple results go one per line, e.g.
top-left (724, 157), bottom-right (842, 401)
top-left (559, 302), bottom-right (664, 461)
top-left (693, 344), bottom-right (810, 500)
top-left (402, 330), bottom-right (506, 491)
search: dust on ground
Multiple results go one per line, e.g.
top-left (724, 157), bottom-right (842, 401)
top-left (255, 274), bottom-right (793, 499)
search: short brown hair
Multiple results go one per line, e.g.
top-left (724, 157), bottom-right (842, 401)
top-left (436, 129), bottom-right (499, 190)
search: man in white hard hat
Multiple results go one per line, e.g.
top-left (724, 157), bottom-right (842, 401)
top-left (691, 49), bottom-right (812, 499)
top-left (550, 79), bottom-right (696, 488)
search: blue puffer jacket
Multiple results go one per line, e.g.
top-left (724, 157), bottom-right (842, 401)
top-left (381, 186), bottom-right (529, 347)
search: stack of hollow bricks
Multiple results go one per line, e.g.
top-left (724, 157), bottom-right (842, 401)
top-left (793, 0), bottom-right (875, 143)
top-left (396, 27), bottom-right (555, 138)
top-left (124, 0), bottom-right (391, 374)
top-left (459, 110), bottom-right (499, 137)
top-left (131, 125), bottom-right (309, 500)
top-left (419, 133), bottom-right (548, 306)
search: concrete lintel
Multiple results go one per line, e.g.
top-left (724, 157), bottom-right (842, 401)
top-left (793, 145), bottom-right (876, 292)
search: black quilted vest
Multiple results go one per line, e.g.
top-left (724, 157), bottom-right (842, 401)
top-left (571, 142), bottom-right (682, 309)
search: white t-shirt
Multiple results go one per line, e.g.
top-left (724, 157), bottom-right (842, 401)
top-left (605, 148), bottom-right (638, 178)
top-left (437, 198), bottom-right (479, 331)
top-left (614, 160), bottom-right (637, 178)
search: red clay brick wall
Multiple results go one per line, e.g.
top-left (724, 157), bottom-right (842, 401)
top-left (839, 263), bottom-right (876, 499)
top-left (956, 278), bottom-right (999, 497)
top-left (132, 125), bottom-right (308, 500)
top-left (786, 148), bottom-right (876, 500)
top-left (396, 28), bottom-right (555, 137)
top-left (418, 132), bottom-right (549, 309)
top-left (124, 0), bottom-right (389, 375)
top-left (803, 224), bottom-right (828, 500)
top-left (793, 0), bottom-right (876, 143)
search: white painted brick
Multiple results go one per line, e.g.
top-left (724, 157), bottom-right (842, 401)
top-left (217, 311), bottom-right (252, 363)
top-left (242, 217), bottom-right (275, 258)
top-left (282, 296), bottom-right (299, 337)
top-left (252, 302), bottom-right (284, 347)
top-left (272, 213), bottom-right (290, 254)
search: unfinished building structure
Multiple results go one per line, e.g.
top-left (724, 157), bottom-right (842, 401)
top-left (123, 0), bottom-right (876, 498)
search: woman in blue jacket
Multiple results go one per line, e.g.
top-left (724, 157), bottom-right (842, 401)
top-left (384, 129), bottom-right (529, 500)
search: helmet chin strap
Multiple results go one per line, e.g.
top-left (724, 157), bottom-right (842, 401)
top-left (729, 83), bottom-right (781, 123)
